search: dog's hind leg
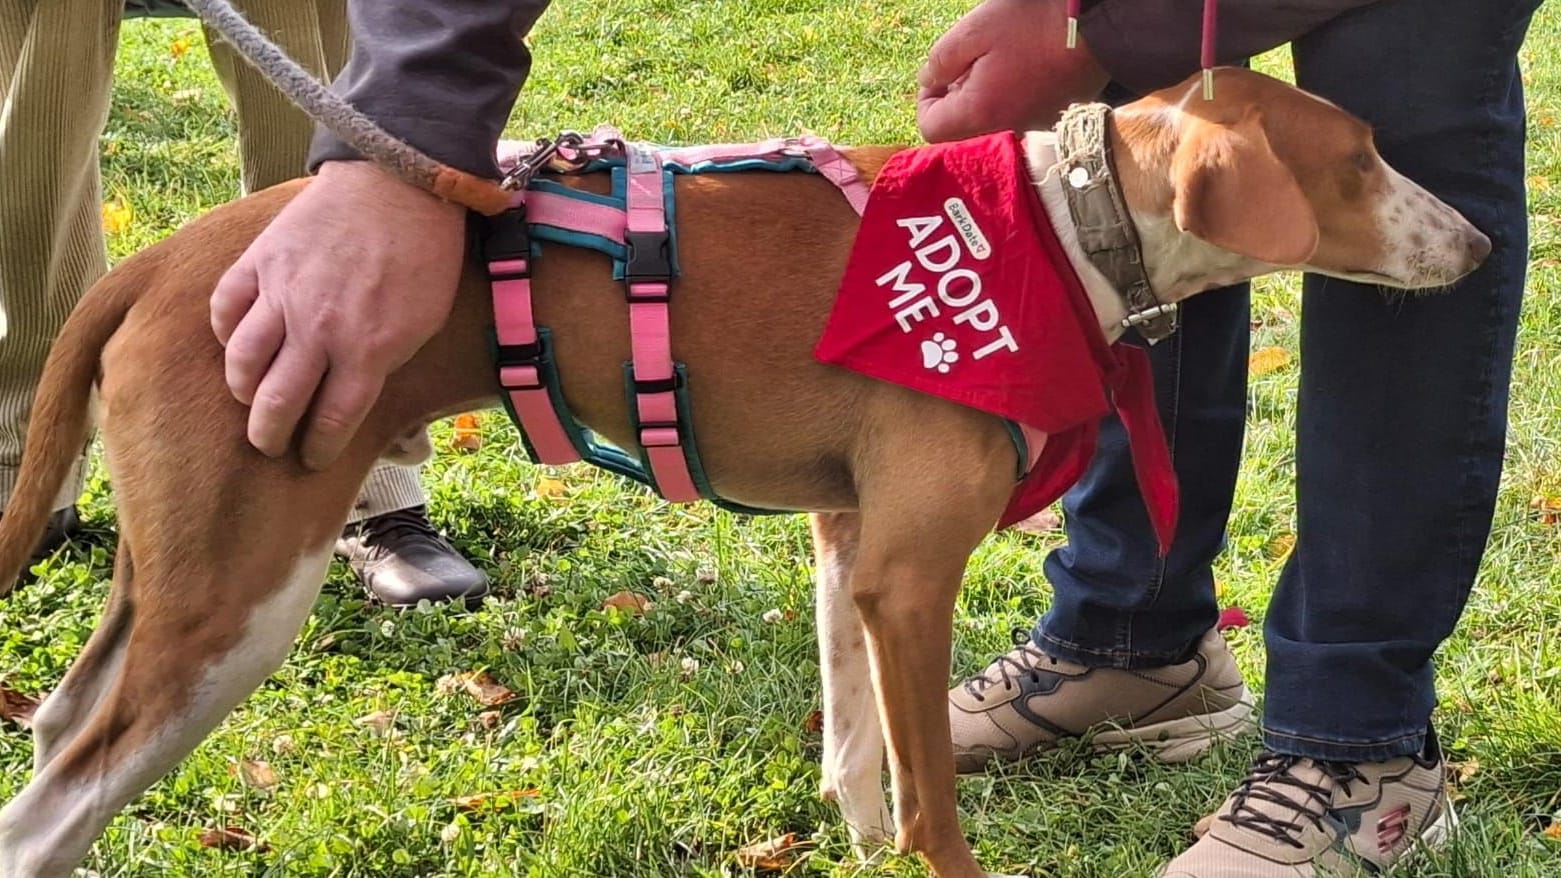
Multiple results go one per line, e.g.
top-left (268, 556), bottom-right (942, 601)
top-left (0, 541), bottom-right (331, 878)
top-left (28, 546), bottom-right (134, 774)
top-left (811, 512), bottom-right (895, 857)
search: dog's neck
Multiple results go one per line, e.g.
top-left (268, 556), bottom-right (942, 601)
top-left (1025, 129), bottom-right (1270, 345)
top-left (1023, 132), bottom-right (1132, 344)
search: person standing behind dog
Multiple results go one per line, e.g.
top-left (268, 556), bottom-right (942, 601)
top-left (0, 0), bottom-right (487, 607)
top-left (917, 0), bottom-right (1538, 875)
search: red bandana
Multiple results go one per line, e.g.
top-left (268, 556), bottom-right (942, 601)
top-left (813, 132), bottom-right (1179, 552)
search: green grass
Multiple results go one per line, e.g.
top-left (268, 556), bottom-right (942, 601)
top-left (3, 2), bottom-right (1560, 875)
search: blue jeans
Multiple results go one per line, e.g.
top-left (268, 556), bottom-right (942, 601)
top-left (1035, 0), bottom-right (1540, 762)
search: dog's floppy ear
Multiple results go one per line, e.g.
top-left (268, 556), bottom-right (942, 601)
top-left (1171, 109), bottom-right (1319, 266)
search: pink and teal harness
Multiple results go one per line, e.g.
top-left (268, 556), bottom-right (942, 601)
top-left (483, 129), bottom-right (869, 514)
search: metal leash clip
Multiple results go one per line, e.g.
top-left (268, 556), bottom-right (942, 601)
top-left (500, 131), bottom-right (586, 190)
top-left (500, 129), bottom-right (631, 190)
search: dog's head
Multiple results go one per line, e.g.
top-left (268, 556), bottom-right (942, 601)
top-left (1111, 67), bottom-right (1489, 298)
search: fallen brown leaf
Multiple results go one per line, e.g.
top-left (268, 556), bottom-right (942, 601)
top-left (802, 709), bottom-right (825, 735)
top-left (1530, 496), bottom-right (1561, 525)
top-left (477, 710), bottom-right (503, 730)
top-left (1544, 821), bottom-right (1561, 841)
top-left (453, 670), bottom-right (518, 707)
top-left (450, 413), bottom-right (483, 453)
top-left (602, 591), bottom-right (651, 616)
top-left (198, 825), bottom-right (268, 852)
top-left (535, 476), bottom-right (568, 498)
top-left (734, 832), bottom-right (810, 871)
top-left (0, 685), bottom-right (40, 730)
top-left (1012, 508), bottom-right (1063, 535)
top-left (232, 759), bottom-right (280, 791)
top-left (354, 709), bottom-right (398, 737)
top-left (449, 789), bottom-right (540, 812)
top-left (1248, 346), bottom-right (1292, 377)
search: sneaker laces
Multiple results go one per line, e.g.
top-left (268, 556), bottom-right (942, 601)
top-left (348, 506), bottom-right (451, 557)
top-left (962, 628), bottom-right (1059, 702)
top-left (1220, 752), bottom-right (1365, 849)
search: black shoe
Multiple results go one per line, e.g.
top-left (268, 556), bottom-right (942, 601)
top-left (29, 506), bottom-right (83, 565)
top-left (335, 506), bottom-right (488, 608)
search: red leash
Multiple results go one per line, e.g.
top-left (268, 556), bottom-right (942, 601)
top-left (1065, 0), bottom-right (1219, 99)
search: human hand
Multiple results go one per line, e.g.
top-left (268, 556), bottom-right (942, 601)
top-left (210, 160), bottom-right (467, 469)
top-left (916, 0), bottom-right (1110, 143)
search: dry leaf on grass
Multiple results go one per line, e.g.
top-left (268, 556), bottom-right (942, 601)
top-left (232, 759), bottom-right (280, 791)
top-left (1012, 508), bottom-right (1063, 534)
top-left (100, 199), bottom-right (133, 235)
top-left (0, 685), bottom-right (41, 730)
top-left (602, 591), bottom-right (651, 616)
top-left (448, 789), bottom-right (540, 812)
top-left (198, 825), bottom-right (268, 852)
top-left (535, 476), bottom-right (568, 499)
top-left (1530, 496), bottom-right (1561, 525)
top-left (354, 709), bottom-right (398, 737)
top-left (1248, 346), bottom-right (1292, 377)
top-left (439, 670), bottom-right (518, 707)
top-left (733, 833), bottom-right (810, 871)
top-left (451, 413), bottom-right (483, 452)
top-left (802, 709), bottom-right (825, 735)
top-left (1543, 821), bottom-right (1561, 841)
top-left (477, 710), bottom-right (503, 730)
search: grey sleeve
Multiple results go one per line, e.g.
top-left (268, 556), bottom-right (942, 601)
top-left (1078, 0), bottom-right (1385, 94)
top-left (307, 0), bottom-right (553, 179)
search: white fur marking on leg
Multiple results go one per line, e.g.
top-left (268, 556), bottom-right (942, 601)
top-left (814, 531), bottom-right (894, 857)
top-left (0, 548), bottom-right (330, 878)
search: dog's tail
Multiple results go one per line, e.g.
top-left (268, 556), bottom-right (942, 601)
top-left (0, 265), bottom-right (139, 595)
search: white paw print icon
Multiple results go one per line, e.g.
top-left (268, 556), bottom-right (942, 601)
top-left (920, 332), bottom-right (960, 373)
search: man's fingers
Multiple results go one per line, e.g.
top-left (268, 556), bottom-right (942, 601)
top-left (299, 367), bottom-right (383, 471)
top-left (917, 62), bottom-right (1008, 142)
top-left (210, 257), bottom-right (261, 346)
top-left (916, 22), bottom-right (983, 92)
top-left (222, 300), bottom-right (287, 406)
top-left (246, 339), bottom-right (329, 458)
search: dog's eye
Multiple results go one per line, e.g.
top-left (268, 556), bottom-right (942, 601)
top-left (1351, 150), bottom-right (1374, 173)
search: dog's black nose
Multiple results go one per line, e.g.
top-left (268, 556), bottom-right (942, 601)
top-left (1466, 229), bottom-right (1492, 265)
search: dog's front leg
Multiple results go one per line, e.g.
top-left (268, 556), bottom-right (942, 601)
top-left (811, 512), bottom-right (895, 857)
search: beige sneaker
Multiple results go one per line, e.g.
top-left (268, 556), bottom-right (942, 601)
top-left (1161, 729), bottom-right (1454, 877)
top-left (949, 628), bottom-right (1255, 772)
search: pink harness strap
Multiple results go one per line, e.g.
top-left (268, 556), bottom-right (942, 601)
top-left (488, 131), bottom-right (870, 505)
top-left (488, 244), bottom-right (582, 465)
top-left (624, 145), bottom-right (703, 502)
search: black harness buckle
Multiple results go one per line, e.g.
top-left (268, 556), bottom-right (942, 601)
top-left (481, 207), bottom-right (532, 263)
top-left (624, 229), bottom-right (673, 284)
top-left (631, 372), bottom-right (683, 396)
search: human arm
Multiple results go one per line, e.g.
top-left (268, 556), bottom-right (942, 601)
top-left (916, 0), bottom-right (1388, 142)
top-left (211, 0), bottom-right (550, 468)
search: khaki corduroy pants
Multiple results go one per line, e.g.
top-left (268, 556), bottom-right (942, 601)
top-left (0, 0), bottom-right (425, 522)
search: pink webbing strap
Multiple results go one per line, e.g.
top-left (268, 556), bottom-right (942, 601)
top-left (488, 247), bottom-right (582, 465)
top-left (525, 190), bottom-right (626, 244)
top-left (624, 145), bottom-right (702, 502)
top-left (799, 138), bottom-right (870, 215)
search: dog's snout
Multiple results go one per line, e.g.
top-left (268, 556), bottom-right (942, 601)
top-left (1466, 229), bottom-right (1492, 266)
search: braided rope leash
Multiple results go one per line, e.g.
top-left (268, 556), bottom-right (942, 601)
top-left (1065, 0), bottom-right (1220, 99)
top-left (181, 0), bottom-right (513, 215)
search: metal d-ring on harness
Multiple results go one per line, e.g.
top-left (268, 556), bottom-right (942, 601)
top-left (480, 129), bottom-right (869, 513)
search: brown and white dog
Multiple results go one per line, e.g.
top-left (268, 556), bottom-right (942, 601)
top-left (0, 68), bottom-right (1488, 878)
